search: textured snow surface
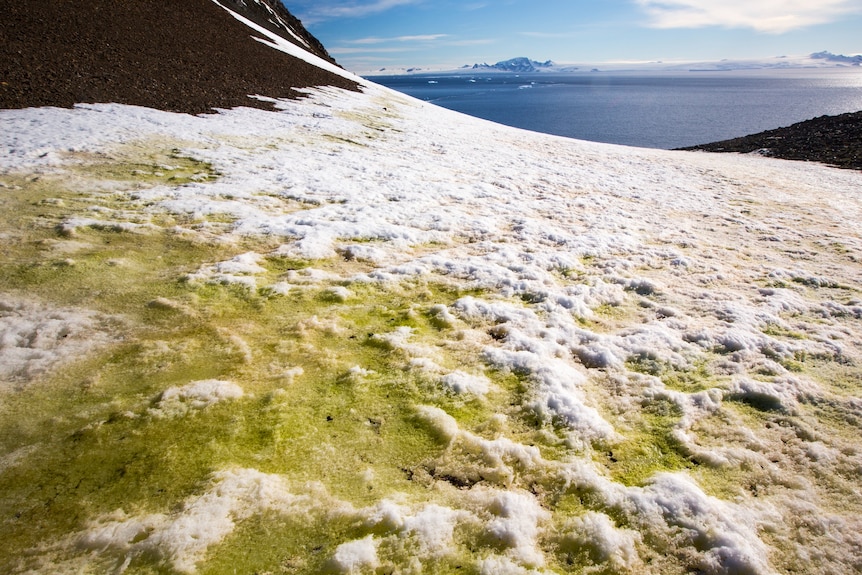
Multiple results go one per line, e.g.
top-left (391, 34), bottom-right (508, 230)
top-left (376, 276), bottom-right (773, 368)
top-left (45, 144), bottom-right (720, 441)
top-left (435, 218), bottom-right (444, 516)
top-left (0, 298), bottom-right (116, 386)
top-left (149, 379), bottom-right (244, 418)
top-left (75, 469), bottom-right (344, 574)
top-left (2, 78), bottom-right (862, 574)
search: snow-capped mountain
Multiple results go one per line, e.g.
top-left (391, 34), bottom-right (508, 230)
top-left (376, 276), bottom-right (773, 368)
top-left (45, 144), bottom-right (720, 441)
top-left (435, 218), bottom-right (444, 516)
top-left (1, 3), bottom-right (862, 575)
top-left (469, 56), bottom-right (558, 73)
top-left (371, 51), bottom-right (862, 76)
top-left (810, 50), bottom-right (862, 65)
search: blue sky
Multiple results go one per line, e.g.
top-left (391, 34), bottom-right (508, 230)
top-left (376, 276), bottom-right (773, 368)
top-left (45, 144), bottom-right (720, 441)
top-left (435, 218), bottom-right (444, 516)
top-left (283, 0), bottom-right (862, 72)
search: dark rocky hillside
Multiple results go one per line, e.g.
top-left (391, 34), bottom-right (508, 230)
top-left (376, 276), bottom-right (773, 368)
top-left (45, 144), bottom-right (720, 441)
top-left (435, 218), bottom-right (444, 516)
top-left (215, 0), bottom-right (337, 65)
top-left (679, 110), bottom-right (862, 170)
top-left (0, 0), bottom-right (358, 114)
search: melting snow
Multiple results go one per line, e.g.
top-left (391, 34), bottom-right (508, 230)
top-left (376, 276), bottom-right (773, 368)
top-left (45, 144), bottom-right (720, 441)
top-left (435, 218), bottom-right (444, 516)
top-left (2, 56), bottom-right (862, 574)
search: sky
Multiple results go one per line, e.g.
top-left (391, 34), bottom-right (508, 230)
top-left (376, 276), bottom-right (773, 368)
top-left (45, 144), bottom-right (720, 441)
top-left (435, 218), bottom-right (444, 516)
top-left (283, 0), bottom-right (862, 73)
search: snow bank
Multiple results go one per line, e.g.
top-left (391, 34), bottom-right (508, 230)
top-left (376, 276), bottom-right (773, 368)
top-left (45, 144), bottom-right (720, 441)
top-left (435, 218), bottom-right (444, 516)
top-left (628, 473), bottom-right (774, 575)
top-left (328, 535), bottom-right (380, 573)
top-left (560, 512), bottom-right (641, 570)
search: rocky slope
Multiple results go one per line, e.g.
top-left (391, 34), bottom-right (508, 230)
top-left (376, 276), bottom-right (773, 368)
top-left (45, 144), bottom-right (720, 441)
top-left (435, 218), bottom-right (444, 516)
top-left (0, 0), bottom-right (358, 114)
top-left (680, 110), bottom-right (862, 170)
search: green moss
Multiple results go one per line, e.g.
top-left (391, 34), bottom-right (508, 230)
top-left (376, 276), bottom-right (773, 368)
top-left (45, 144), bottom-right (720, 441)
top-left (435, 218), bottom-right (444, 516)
top-left (597, 398), bottom-right (693, 486)
top-left (761, 322), bottom-right (806, 340)
top-left (69, 145), bottom-right (218, 185)
top-left (625, 356), bottom-right (720, 394)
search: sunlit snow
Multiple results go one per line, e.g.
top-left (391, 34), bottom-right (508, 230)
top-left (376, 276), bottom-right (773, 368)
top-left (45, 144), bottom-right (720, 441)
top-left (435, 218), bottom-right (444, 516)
top-left (2, 37), bottom-right (862, 575)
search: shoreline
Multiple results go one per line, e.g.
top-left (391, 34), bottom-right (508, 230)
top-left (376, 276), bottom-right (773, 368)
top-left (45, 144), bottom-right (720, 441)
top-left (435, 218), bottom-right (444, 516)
top-left (678, 110), bottom-right (862, 170)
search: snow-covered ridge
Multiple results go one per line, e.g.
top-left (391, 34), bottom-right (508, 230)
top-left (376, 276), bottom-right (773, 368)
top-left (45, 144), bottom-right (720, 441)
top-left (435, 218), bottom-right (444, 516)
top-left (214, 0), bottom-right (313, 52)
top-left (212, 0), bottom-right (364, 84)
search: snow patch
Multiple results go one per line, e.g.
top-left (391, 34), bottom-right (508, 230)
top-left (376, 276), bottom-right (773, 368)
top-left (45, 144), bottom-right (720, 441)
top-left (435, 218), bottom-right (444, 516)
top-left (77, 469), bottom-right (345, 574)
top-left (328, 535), bottom-right (380, 573)
top-left (440, 370), bottom-right (492, 396)
top-left (560, 512), bottom-right (641, 570)
top-left (150, 379), bottom-right (244, 418)
top-left (0, 298), bottom-right (116, 386)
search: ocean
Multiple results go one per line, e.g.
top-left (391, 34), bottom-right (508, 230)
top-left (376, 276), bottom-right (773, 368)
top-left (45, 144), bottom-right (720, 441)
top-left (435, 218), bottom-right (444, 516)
top-left (367, 69), bottom-right (862, 149)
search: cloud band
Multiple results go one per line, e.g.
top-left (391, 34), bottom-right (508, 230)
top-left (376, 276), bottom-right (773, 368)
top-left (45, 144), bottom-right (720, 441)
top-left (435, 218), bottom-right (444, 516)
top-left (634, 0), bottom-right (860, 33)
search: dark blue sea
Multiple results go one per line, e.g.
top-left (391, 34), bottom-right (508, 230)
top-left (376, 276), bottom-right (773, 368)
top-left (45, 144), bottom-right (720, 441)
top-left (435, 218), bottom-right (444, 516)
top-left (367, 70), bottom-right (862, 149)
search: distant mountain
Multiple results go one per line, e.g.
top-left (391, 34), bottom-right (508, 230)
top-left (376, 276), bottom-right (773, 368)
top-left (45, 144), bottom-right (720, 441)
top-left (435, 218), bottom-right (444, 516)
top-left (368, 50), bottom-right (862, 77)
top-left (810, 51), bottom-right (862, 65)
top-left (469, 57), bottom-right (557, 73)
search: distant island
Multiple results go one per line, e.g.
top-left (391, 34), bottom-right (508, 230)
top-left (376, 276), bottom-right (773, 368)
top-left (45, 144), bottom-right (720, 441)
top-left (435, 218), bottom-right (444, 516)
top-left (464, 57), bottom-right (562, 73)
top-left (369, 51), bottom-right (862, 76)
top-left (810, 51), bottom-right (862, 65)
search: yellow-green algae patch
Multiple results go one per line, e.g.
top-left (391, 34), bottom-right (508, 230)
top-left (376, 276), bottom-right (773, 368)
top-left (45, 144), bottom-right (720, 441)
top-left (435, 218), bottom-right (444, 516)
top-left (0, 269), bottom-right (514, 572)
top-left (0, 169), bottom-right (552, 573)
top-left (0, 142), bottom-right (793, 575)
top-left (597, 396), bottom-right (694, 487)
top-left (625, 356), bottom-right (724, 395)
top-left (65, 142), bottom-right (219, 186)
top-left (0, 217), bottom-right (624, 574)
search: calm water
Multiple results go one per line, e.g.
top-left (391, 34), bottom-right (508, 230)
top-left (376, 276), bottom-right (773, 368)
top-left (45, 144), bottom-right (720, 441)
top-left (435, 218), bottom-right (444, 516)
top-left (367, 70), bottom-right (862, 149)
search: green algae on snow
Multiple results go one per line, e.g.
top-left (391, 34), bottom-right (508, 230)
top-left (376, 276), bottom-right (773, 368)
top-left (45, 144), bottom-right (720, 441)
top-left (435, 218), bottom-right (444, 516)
top-left (0, 152), bottom-right (562, 571)
top-left (0, 265), bottom-right (506, 571)
top-left (6, 133), bottom-right (835, 575)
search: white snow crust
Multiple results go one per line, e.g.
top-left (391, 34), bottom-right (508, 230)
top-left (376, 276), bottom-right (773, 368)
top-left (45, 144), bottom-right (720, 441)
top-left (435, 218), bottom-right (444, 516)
top-left (150, 379), bottom-right (244, 418)
top-left (0, 298), bottom-right (117, 386)
top-left (3, 49), bottom-right (862, 574)
top-left (209, 0), bottom-right (364, 84)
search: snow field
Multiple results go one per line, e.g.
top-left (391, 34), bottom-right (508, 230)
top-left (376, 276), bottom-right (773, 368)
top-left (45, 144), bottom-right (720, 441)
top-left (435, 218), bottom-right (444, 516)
top-left (1, 78), bottom-right (861, 574)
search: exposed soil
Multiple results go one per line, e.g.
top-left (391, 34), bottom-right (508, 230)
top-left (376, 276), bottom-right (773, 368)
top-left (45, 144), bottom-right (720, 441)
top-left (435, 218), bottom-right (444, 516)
top-left (678, 110), bottom-right (862, 171)
top-left (0, 0), bottom-right (358, 115)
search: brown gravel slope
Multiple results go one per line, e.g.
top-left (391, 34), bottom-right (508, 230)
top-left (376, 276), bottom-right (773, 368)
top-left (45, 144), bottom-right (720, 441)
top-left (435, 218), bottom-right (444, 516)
top-left (0, 0), bottom-right (358, 114)
top-left (679, 110), bottom-right (862, 171)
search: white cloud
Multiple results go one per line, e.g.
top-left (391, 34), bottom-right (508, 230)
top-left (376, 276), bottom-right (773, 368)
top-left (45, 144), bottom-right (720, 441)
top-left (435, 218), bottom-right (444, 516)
top-left (520, 31), bottom-right (573, 39)
top-left (297, 0), bottom-right (422, 23)
top-left (634, 0), bottom-right (861, 33)
top-left (446, 38), bottom-right (496, 46)
top-left (350, 34), bottom-right (449, 44)
top-left (332, 33), bottom-right (491, 56)
top-left (329, 46), bottom-right (422, 54)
